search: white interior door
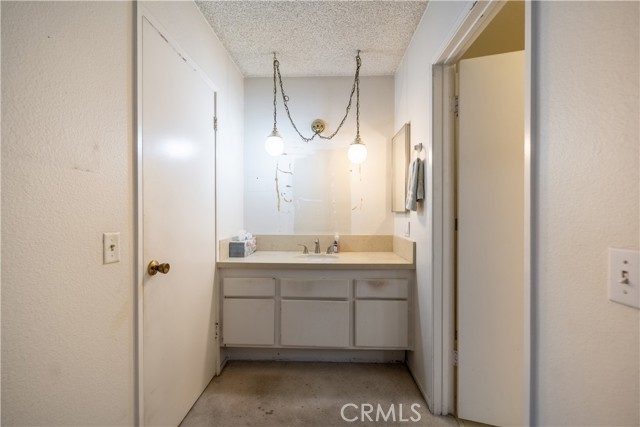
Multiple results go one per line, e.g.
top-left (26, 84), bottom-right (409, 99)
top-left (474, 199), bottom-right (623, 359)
top-left (457, 51), bottom-right (525, 426)
top-left (141, 17), bottom-right (217, 426)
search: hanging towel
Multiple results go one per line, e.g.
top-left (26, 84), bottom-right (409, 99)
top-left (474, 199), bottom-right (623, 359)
top-left (406, 158), bottom-right (424, 211)
top-left (416, 158), bottom-right (424, 202)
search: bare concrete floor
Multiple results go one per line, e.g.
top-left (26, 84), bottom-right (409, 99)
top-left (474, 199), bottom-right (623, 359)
top-left (180, 361), bottom-right (459, 427)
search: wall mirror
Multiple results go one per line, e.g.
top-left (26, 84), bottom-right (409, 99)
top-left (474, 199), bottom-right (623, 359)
top-left (392, 123), bottom-right (410, 212)
top-left (243, 77), bottom-right (397, 235)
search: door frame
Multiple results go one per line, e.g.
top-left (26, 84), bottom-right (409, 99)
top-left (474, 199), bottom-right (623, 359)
top-left (135, 5), bottom-right (219, 425)
top-left (430, 1), bottom-right (533, 422)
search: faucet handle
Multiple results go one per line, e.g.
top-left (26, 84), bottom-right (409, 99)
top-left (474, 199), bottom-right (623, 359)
top-left (326, 245), bottom-right (335, 254)
top-left (297, 244), bottom-right (309, 254)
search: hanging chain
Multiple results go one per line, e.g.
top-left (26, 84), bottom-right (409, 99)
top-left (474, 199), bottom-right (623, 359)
top-left (273, 51), bottom-right (362, 143)
top-left (356, 53), bottom-right (361, 139)
top-left (272, 53), bottom-right (278, 131)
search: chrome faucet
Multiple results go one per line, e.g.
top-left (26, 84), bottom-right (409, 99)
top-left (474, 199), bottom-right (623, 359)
top-left (314, 239), bottom-right (321, 254)
top-left (326, 245), bottom-right (335, 255)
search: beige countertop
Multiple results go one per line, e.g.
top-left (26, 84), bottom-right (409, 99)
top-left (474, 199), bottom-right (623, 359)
top-left (217, 250), bottom-right (415, 270)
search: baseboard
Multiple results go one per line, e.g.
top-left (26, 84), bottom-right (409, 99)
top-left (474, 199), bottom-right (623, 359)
top-left (223, 347), bottom-right (407, 363)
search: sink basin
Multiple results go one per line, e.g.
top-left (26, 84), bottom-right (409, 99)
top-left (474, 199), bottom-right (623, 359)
top-left (295, 253), bottom-right (338, 260)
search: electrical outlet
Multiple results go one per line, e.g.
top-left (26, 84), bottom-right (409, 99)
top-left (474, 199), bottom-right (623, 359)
top-left (608, 248), bottom-right (640, 309)
top-left (103, 232), bottom-right (120, 264)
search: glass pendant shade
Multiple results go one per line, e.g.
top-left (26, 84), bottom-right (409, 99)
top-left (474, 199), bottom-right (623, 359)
top-left (265, 129), bottom-right (284, 156)
top-left (348, 136), bottom-right (367, 164)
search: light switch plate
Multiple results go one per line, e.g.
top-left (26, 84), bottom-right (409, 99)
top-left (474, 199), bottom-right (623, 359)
top-left (608, 248), bottom-right (640, 309)
top-left (103, 232), bottom-right (120, 264)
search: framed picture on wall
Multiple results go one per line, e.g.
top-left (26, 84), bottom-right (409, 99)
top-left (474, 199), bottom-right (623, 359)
top-left (392, 123), bottom-right (410, 212)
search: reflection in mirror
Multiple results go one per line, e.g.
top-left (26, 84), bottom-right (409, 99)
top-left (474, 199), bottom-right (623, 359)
top-left (293, 150), bottom-right (351, 233)
top-left (243, 76), bottom-right (395, 235)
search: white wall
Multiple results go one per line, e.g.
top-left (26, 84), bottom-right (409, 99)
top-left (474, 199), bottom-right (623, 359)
top-left (2, 2), bottom-right (136, 424)
top-left (1, 1), bottom-right (3, 417)
top-left (394, 0), bottom-right (471, 408)
top-left (1, 1), bottom-right (244, 425)
top-left (244, 76), bottom-right (394, 235)
top-left (532, 2), bottom-right (639, 426)
top-left (398, 4), bottom-right (640, 423)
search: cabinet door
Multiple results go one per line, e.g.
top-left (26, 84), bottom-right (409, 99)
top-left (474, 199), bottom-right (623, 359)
top-left (223, 277), bottom-right (275, 297)
top-left (355, 279), bottom-right (409, 299)
top-left (281, 300), bottom-right (350, 347)
top-left (223, 299), bottom-right (275, 346)
top-left (281, 279), bottom-right (350, 298)
top-left (355, 300), bottom-right (409, 348)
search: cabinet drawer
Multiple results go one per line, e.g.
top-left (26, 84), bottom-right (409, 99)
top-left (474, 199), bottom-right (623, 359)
top-left (355, 300), bottom-right (409, 348)
top-left (281, 300), bottom-right (350, 347)
top-left (355, 279), bottom-right (409, 299)
top-left (223, 277), bottom-right (275, 297)
top-left (223, 299), bottom-right (275, 345)
top-left (281, 279), bottom-right (350, 299)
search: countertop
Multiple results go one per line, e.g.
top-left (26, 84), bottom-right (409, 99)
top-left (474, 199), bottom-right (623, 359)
top-left (217, 250), bottom-right (415, 270)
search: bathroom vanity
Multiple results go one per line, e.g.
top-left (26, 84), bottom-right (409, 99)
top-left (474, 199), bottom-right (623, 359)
top-left (217, 235), bottom-right (415, 356)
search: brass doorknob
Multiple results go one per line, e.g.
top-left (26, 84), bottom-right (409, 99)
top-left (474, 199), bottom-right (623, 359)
top-left (148, 260), bottom-right (170, 275)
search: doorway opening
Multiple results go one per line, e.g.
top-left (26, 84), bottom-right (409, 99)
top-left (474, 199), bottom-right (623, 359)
top-left (431, 1), bottom-right (531, 425)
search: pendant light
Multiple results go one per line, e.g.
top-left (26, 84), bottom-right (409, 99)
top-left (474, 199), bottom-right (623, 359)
top-left (265, 51), bottom-right (367, 163)
top-left (348, 137), bottom-right (367, 164)
top-left (265, 129), bottom-right (284, 156)
top-left (264, 54), bottom-right (284, 156)
top-left (347, 59), bottom-right (367, 164)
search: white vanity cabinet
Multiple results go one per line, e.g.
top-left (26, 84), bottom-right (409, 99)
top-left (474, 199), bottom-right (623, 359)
top-left (222, 277), bottom-right (276, 346)
top-left (280, 279), bottom-right (350, 347)
top-left (354, 279), bottom-right (410, 348)
top-left (220, 271), bottom-right (413, 350)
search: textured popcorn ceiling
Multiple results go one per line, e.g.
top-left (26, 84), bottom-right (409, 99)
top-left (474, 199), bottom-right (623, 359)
top-left (195, 1), bottom-right (428, 77)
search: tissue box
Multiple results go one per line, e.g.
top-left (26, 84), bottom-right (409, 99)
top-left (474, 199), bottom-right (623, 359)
top-left (229, 237), bottom-right (256, 257)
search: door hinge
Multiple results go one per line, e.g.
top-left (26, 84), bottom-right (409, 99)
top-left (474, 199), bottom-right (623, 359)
top-left (454, 96), bottom-right (459, 116)
top-left (215, 322), bottom-right (220, 341)
top-left (455, 218), bottom-right (458, 231)
top-left (453, 350), bottom-right (459, 367)
top-left (213, 116), bottom-right (218, 131)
